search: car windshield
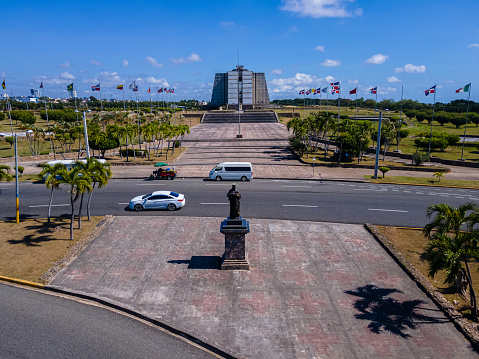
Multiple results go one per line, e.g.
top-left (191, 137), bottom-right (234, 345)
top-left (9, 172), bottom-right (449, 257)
top-left (142, 193), bottom-right (153, 199)
top-left (169, 192), bottom-right (180, 197)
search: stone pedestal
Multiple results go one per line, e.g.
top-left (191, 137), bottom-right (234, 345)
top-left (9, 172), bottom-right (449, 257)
top-left (220, 217), bottom-right (250, 270)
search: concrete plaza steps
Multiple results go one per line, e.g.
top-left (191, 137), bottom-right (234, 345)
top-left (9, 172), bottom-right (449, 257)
top-left (202, 111), bottom-right (278, 123)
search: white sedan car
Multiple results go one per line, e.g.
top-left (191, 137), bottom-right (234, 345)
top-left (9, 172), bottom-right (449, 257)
top-left (129, 191), bottom-right (185, 212)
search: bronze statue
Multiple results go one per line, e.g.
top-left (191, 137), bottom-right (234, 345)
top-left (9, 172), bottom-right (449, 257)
top-left (227, 184), bottom-right (241, 219)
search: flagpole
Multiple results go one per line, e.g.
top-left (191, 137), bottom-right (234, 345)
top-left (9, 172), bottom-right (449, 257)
top-left (326, 89), bottom-right (329, 114)
top-left (397, 85), bottom-right (403, 151)
top-left (337, 85), bottom-right (341, 123)
top-left (355, 89), bottom-right (358, 120)
top-left (319, 88), bottom-right (322, 110)
top-left (156, 87), bottom-right (159, 118)
top-left (4, 80), bottom-right (13, 135)
top-left (460, 84), bottom-right (471, 161)
top-left (99, 83), bottom-right (103, 112)
top-left (149, 87), bottom-right (152, 114)
top-left (373, 87), bottom-right (377, 149)
top-left (427, 84), bottom-right (436, 156)
top-left (42, 85), bottom-right (53, 154)
top-left (123, 87), bottom-right (125, 112)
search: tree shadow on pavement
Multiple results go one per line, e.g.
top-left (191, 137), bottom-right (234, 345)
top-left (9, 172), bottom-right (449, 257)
top-left (345, 284), bottom-right (447, 338)
top-left (168, 256), bottom-right (222, 270)
top-left (7, 217), bottom-right (71, 246)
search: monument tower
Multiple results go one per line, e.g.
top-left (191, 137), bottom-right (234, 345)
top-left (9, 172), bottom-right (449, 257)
top-left (210, 65), bottom-right (270, 110)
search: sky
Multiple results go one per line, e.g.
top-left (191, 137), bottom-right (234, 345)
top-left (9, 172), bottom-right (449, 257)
top-left (2, 0), bottom-right (479, 104)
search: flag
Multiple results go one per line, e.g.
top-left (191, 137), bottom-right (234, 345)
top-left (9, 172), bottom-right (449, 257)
top-left (91, 83), bottom-right (100, 91)
top-left (1, 80), bottom-right (5, 90)
top-left (306, 90), bottom-right (310, 95)
top-left (350, 87), bottom-right (357, 95)
top-left (129, 81), bottom-right (136, 90)
top-left (425, 85), bottom-right (436, 96)
top-left (171, 88), bottom-right (174, 93)
top-left (321, 87), bottom-right (327, 93)
top-left (301, 89), bottom-right (305, 94)
top-left (116, 84), bottom-right (123, 90)
top-left (158, 87), bottom-right (163, 93)
top-left (330, 81), bottom-right (339, 87)
top-left (147, 87), bottom-right (151, 94)
top-left (332, 89), bottom-right (340, 94)
top-left (133, 85), bottom-right (138, 92)
top-left (370, 87), bottom-right (377, 94)
top-left (298, 90), bottom-right (301, 95)
top-left (166, 89), bottom-right (170, 93)
top-left (456, 83), bottom-right (471, 93)
top-left (67, 83), bottom-right (73, 91)
top-left (40, 82), bottom-right (43, 89)
top-left (164, 87), bottom-right (167, 92)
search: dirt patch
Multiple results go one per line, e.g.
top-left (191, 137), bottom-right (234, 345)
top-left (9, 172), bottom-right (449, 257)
top-left (0, 216), bottom-right (111, 283)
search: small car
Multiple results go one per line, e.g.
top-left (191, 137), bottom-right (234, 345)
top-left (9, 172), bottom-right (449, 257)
top-left (149, 168), bottom-right (177, 180)
top-left (129, 191), bottom-right (185, 212)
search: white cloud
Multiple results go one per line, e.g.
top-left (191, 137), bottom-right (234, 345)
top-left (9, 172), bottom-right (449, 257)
top-left (321, 59), bottom-right (341, 67)
top-left (348, 79), bottom-right (358, 84)
top-left (378, 86), bottom-right (397, 95)
top-left (365, 54), bottom-right (388, 64)
top-left (386, 76), bottom-right (401, 83)
top-left (445, 80), bottom-right (454, 83)
top-left (171, 53), bottom-right (202, 65)
top-left (90, 60), bottom-right (102, 66)
top-left (122, 60), bottom-right (129, 67)
top-left (468, 43), bottom-right (479, 48)
top-left (271, 72), bottom-right (319, 87)
top-left (220, 21), bottom-right (235, 28)
top-left (325, 76), bottom-right (336, 83)
top-left (280, 0), bottom-right (363, 18)
top-left (271, 68), bottom-right (283, 75)
top-left (146, 76), bottom-right (169, 87)
top-left (394, 64), bottom-right (426, 73)
top-left (315, 45), bottom-right (325, 52)
top-left (59, 61), bottom-right (71, 68)
top-left (34, 72), bottom-right (76, 86)
top-left (145, 56), bottom-right (164, 68)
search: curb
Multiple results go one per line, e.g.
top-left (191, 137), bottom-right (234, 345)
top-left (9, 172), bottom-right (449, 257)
top-left (0, 275), bottom-right (44, 289)
top-left (364, 223), bottom-right (479, 351)
top-left (44, 286), bottom-right (235, 359)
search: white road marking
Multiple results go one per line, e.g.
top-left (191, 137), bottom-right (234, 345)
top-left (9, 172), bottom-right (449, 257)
top-left (456, 196), bottom-right (464, 199)
top-left (281, 186), bottom-right (312, 188)
top-left (206, 184), bottom-right (231, 186)
top-left (368, 208), bottom-right (408, 213)
top-left (29, 204), bottom-right (69, 208)
top-left (283, 205), bottom-right (318, 208)
top-left (137, 183), bottom-right (165, 186)
top-left (355, 188), bottom-right (388, 192)
top-left (118, 203), bottom-right (129, 205)
top-left (201, 203), bottom-right (229, 205)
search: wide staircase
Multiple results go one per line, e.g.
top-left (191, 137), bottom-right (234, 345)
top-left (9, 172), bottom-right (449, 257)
top-left (202, 111), bottom-right (278, 124)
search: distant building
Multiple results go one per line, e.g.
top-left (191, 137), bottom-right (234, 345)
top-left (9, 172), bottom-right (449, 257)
top-left (30, 89), bottom-right (41, 97)
top-left (211, 65), bottom-right (270, 109)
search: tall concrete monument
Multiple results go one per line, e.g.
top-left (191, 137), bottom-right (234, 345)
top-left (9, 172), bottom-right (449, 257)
top-left (211, 65), bottom-right (270, 110)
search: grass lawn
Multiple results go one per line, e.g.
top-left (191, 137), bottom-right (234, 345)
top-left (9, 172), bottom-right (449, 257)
top-left (365, 175), bottom-right (479, 189)
top-left (0, 216), bottom-right (104, 283)
top-left (375, 226), bottom-right (479, 318)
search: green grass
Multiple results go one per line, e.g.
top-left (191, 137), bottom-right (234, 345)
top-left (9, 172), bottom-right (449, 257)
top-left (364, 175), bottom-right (479, 189)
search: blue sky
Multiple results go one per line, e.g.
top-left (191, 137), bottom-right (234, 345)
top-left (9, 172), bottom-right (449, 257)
top-left (2, 0), bottom-right (479, 103)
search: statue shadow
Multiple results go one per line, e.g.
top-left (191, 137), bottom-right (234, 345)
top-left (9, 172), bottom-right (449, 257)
top-left (345, 284), bottom-right (447, 338)
top-left (168, 255), bottom-right (222, 270)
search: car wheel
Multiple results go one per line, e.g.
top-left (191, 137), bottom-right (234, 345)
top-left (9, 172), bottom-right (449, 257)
top-left (149, 175), bottom-right (154, 180)
top-left (241, 176), bottom-right (247, 182)
top-left (216, 176), bottom-right (222, 181)
top-left (134, 204), bottom-right (143, 212)
top-left (167, 203), bottom-right (176, 211)
top-left (168, 176), bottom-right (172, 180)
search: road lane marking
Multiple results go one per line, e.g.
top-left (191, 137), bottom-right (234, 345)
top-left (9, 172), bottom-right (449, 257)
top-left (29, 204), bottom-right (70, 208)
top-left (206, 184), bottom-right (231, 186)
top-left (118, 203), bottom-right (129, 205)
top-left (137, 183), bottom-right (165, 186)
top-left (283, 205), bottom-right (318, 208)
top-left (368, 208), bottom-right (408, 213)
top-left (355, 188), bottom-right (388, 191)
top-left (281, 186), bottom-right (312, 188)
top-left (201, 203), bottom-right (229, 205)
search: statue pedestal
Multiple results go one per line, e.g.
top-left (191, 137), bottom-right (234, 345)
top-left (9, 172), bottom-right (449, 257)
top-left (220, 217), bottom-right (250, 270)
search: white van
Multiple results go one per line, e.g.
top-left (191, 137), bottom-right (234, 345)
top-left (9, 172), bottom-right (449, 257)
top-left (45, 158), bottom-right (107, 171)
top-left (209, 162), bottom-right (253, 181)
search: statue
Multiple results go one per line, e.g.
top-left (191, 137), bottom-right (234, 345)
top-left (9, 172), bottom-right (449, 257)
top-left (227, 184), bottom-right (241, 219)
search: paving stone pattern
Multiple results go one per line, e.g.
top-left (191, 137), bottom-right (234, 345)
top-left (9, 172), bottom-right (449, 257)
top-left (48, 217), bottom-right (477, 359)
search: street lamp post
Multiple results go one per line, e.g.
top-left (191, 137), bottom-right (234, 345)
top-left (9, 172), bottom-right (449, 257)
top-left (76, 109), bottom-right (91, 159)
top-left (313, 157), bottom-right (316, 178)
top-left (373, 110), bottom-right (384, 179)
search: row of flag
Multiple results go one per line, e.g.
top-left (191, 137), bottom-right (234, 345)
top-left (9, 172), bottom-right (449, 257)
top-left (60, 81), bottom-right (175, 94)
top-left (297, 83), bottom-right (471, 96)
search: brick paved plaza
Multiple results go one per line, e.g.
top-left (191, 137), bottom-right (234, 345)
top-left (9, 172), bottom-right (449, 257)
top-left (48, 217), bottom-right (476, 358)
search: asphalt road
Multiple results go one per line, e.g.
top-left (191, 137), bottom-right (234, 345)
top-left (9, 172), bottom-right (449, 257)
top-left (1, 179), bottom-right (479, 227)
top-left (0, 283), bottom-right (218, 358)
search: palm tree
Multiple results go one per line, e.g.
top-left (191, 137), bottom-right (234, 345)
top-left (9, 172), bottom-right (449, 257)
top-left (38, 163), bottom-right (65, 223)
top-left (424, 202), bottom-right (479, 320)
top-left (57, 166), bottom-right (92, 240)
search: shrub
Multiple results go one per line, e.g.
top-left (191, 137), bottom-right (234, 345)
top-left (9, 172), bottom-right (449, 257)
top-left (412, 152), bottom-right (430, 166)
top-left (378, 166), bottom-right (390, 178)
top-left (5, 136), bottom-right (14, 148)
top-left (289, 137), bottom-right (306, 156)
top-left (0, 112), bottom-right (5, 122)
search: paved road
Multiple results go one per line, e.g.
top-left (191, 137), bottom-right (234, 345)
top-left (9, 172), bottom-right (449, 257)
top-left (1, 179), bottom-right (479, 227)
top-left (0, 283), bottom-right (217, 358)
